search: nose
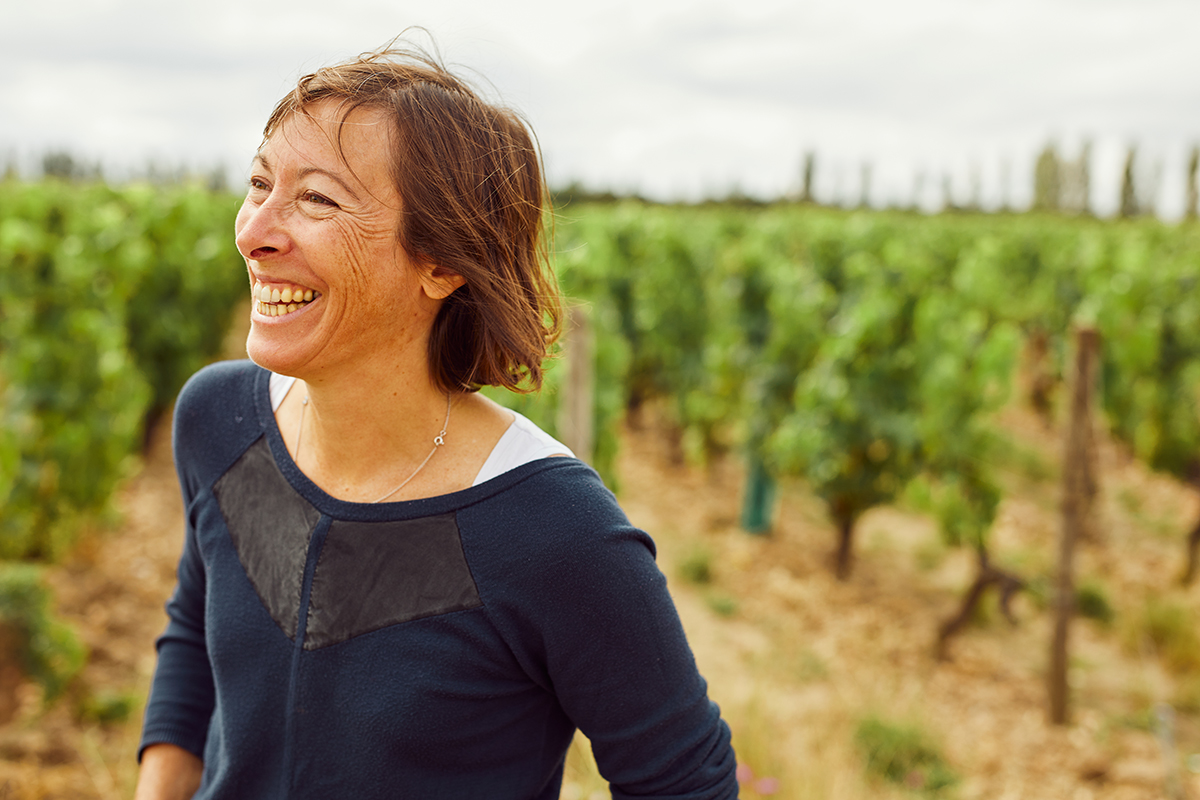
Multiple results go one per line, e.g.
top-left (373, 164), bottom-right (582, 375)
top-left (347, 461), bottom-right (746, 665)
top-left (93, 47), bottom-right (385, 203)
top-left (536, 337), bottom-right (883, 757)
top-left (234, 194), bottom-right (293, 262)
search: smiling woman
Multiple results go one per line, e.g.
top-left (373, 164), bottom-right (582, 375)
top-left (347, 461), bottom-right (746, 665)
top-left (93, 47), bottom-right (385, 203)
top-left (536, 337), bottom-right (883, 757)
top-left (133, 40), bottom-right (737, 800)
top-left (235, 101), bottom-right (445, 395)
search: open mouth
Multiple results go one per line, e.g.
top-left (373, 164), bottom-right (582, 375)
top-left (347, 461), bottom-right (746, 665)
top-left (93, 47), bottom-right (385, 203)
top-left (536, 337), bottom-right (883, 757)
top-left (253, 281), bottom-right (321, 317)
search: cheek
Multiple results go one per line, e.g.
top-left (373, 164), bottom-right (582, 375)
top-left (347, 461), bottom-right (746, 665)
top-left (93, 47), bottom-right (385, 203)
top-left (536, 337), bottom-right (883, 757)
top-left (331, 219), bottom-right (403, 286)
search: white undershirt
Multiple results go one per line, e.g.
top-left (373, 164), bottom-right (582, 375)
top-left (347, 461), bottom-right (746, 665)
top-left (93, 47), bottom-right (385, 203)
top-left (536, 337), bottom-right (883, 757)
top-left (268, 373), bottom-right (573, 487)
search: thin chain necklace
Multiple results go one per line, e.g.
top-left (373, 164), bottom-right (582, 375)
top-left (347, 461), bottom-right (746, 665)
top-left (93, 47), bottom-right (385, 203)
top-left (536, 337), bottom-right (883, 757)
top-left (294, 392), bottom-right (452, 503)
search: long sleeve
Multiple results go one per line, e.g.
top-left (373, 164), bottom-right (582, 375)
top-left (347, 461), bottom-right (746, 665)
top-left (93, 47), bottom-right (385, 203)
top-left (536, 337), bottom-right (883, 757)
top-left (139, 509), bottom-right (215, 760)
top-left (459, 464), bottom-right (739, 799)
top-left (138, 377), bottom-right (219, 761)
top-left (563, 526), bottom-right (736, 799)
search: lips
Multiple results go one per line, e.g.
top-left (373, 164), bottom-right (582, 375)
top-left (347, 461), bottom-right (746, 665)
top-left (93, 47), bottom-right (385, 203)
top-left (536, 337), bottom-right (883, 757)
top-left (253, 281), bottom-right (320, 317)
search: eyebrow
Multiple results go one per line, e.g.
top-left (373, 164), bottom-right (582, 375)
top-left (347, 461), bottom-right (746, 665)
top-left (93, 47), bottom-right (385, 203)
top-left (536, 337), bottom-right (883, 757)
top-left (252, 153), bottom-right (362, 202)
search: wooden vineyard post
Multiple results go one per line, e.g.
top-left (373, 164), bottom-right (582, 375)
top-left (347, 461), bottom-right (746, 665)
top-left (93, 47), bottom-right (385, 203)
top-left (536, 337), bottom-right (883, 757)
top-left (1049, 327), bottom-right (1099, 725)
top-left (556, 305), bottom-right (595, 465)
top-left (0, 623), bottom-right (22, 726)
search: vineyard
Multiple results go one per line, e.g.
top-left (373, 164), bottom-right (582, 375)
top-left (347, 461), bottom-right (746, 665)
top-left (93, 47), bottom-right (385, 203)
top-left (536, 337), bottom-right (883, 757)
top-left (3, 177), bottom-right (1200, 797)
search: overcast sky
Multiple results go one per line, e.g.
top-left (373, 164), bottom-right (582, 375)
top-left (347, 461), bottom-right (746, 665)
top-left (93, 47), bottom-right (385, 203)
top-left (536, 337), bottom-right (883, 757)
top-left (3, 0), bottom-right (1197, 216)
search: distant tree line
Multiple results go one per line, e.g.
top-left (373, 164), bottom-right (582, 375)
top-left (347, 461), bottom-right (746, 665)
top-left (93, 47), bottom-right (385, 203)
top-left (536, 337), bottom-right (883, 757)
top-left (1031, 140), bottom-right (1200, 219)
top-left (0, 150), bottom-right (231, 193)
top-left (792, 142), bottom-right (1200, 219)
top-left (9, 143), bottom-right (1200, 219)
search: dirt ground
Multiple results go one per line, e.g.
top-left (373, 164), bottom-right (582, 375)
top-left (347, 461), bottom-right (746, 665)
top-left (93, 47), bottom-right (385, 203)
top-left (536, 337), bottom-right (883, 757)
top-left (3, 390), bottom-right (1200, 799)
top-left (609, 404), bottom-right (1200, 800)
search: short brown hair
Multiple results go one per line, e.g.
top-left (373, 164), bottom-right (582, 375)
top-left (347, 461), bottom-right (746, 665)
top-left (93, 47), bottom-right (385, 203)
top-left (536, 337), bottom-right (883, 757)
top-left (263, 42), bottom-right (560, 393)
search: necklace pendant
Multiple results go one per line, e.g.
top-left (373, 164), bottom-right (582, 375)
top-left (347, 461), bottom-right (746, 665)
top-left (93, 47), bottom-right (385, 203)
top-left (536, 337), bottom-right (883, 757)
top-left (296, 391), bottom-right (453, 505)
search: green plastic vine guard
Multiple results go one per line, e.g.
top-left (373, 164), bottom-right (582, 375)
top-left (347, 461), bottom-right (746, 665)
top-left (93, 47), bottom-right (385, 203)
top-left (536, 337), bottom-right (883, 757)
top-left (740, 457), bottom-right (776, 536)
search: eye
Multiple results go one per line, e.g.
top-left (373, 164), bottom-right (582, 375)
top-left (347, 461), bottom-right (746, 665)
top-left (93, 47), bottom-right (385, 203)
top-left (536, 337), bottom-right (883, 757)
top-left (304, 192), bottom-right (338, 208)
top-left (247, 177), bottom-right (270, 193)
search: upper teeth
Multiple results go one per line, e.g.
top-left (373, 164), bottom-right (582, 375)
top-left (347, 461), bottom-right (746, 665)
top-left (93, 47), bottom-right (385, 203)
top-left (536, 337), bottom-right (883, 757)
top-left (253, 281), bottom-right (317, 317)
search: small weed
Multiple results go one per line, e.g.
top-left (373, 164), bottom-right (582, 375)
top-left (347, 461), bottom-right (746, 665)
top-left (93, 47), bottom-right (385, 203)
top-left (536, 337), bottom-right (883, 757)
top-left (678, 545), bottom-right (714, 585)
top-left (1004, 545), bottom-right (1050, 577)
top-left (0, 563), bottom-right (86, 703)
top-left (77, 689), bottom-right (138, 724)
top-left (854, 715), bottom-right (958, 794)
top-left (1117, 487), bottom-right (1143, 515)
top-left (705, 592), bottom-right (738, 617)
top-left (1075, 579), bottom-right (1115, 627)
top-left (993, 437), bottom-right (1056, 483)
top-left (736, 762), bottom-right (781, 796)
top-left (1173, 676), bottom-right (1200, 714)
top-left (969, 592), bottom-right (997, 628)
top-left (1107, 707), bottom-right (1156, 733)
top-left (915, 539), bottom-right (946, 572)
top-left (796, 648), bottom-right (828, 682)
top-left (726, 699), bottom-right (787, 799)
top-left (1023, 574), bottom-right (1052, 611)
top-left (1125, 596), bottom-right (1200, 672)
top-left (1115, 489), bottom-right (1183, 540)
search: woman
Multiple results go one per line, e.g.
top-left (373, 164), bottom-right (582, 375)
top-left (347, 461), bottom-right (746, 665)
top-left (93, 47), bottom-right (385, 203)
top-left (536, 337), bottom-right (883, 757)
top-left (136, 43), bottom-right (738, 800)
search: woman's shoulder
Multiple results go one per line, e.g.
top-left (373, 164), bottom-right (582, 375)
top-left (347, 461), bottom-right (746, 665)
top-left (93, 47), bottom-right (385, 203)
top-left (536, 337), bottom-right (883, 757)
top-left (459, 459), bottom-right (656, 584)
top-left (172, 360), bottom-right (268, 477)
top-left (470, 457), bottom-right (621, 526)
top-left (176, 359), bottom-right (264, 410)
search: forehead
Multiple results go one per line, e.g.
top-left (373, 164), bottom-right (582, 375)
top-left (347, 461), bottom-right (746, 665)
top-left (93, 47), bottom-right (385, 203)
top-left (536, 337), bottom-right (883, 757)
top-left (260, 101), bottom-right (396, 185)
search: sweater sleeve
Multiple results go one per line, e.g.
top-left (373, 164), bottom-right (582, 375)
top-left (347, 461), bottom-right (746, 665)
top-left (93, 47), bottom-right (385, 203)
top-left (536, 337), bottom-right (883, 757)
top-left (138, 512), bottom-right (215, 760)
top-left (471, 466), bottom-right (739, 799)
top-left (137, 379), bottom-right (218, 761)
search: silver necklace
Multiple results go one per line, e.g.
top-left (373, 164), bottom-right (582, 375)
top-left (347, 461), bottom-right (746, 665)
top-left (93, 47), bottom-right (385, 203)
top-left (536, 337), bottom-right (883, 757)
top-left (295, 392), bottom-right (452, 503)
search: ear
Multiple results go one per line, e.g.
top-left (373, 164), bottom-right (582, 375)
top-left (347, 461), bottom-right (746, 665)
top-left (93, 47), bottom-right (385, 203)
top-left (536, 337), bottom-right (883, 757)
top-left (417, 263), bottom-right (466, 301)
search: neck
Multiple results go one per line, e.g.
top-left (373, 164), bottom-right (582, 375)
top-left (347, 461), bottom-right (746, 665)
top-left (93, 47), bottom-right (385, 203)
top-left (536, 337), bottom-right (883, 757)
top-left (291, 356), bottom-right (454, 501)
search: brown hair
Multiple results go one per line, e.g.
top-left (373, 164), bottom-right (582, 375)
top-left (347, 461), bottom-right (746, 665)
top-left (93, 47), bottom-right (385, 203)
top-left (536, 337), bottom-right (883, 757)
top-left (263, 41), bottom-right (560, 393)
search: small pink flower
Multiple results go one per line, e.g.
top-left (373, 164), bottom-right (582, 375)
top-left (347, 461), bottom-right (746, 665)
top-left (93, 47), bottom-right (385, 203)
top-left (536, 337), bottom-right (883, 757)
top-left (736, 763), bottom-right (755, 783)
top-left (754, 777), bottom-right (780, 795)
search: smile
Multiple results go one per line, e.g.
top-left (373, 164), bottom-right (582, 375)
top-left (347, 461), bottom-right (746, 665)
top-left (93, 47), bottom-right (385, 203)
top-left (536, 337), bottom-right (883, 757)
top-left (253, 281), bottom-right (320, 317)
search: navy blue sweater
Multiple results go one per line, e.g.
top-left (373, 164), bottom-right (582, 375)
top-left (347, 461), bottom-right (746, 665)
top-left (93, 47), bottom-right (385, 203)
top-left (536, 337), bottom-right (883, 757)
top-left (140, 361), bottom-right (738, 799)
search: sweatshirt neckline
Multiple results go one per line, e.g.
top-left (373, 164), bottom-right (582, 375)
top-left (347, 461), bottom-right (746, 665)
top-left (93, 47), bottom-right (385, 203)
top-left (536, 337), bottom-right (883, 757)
top-left (250, 365), bottom-right (572, 522)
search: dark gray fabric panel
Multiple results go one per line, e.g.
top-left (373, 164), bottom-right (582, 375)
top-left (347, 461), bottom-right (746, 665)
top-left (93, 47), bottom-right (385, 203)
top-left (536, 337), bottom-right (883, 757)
top-left (304, 513), bottom-right (481, 650)
top-left (214, 437), bottom-right (320, 640)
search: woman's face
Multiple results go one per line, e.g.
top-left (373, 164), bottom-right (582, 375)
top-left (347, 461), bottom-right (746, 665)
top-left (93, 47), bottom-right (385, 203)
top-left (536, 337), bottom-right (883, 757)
top-left (235, 100), bottom-right (458, 382)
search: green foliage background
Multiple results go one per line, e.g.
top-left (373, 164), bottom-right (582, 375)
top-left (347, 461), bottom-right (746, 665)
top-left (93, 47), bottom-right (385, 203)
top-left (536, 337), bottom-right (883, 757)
top-left (4, 176), bottom-right (1200, 708)
top-left (0, 179), bottom-right (245, 562)
top-left (545, 202), bottom-right (1200, 559)
top-left (5, 179), bottom-right (1200, 565)
top-left (5, 153), bottom-right (1200, 800)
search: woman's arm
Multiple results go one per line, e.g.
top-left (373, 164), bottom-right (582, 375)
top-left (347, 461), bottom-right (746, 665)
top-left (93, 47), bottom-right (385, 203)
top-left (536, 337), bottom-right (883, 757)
top-left (478, 465), bottom-right (739, 798)
top-left (137, 372), bottom-right (220, 788)
top-left (134, 744), bottom-right (202, 800)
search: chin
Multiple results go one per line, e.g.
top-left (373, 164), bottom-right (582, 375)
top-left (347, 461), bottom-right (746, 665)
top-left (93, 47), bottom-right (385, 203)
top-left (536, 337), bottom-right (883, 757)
top-left (245, 327), bottom-right (306, 377)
